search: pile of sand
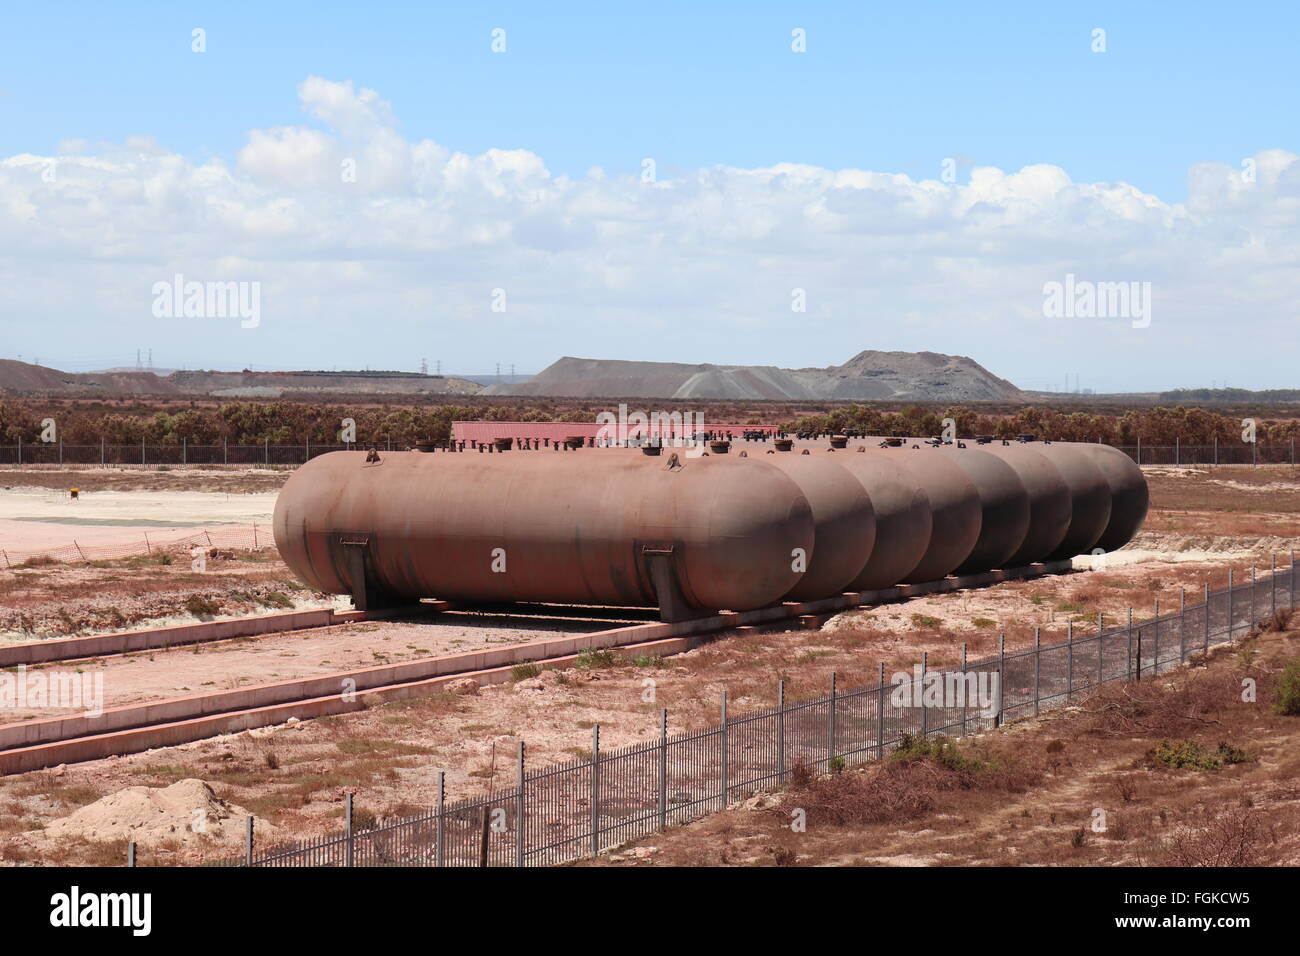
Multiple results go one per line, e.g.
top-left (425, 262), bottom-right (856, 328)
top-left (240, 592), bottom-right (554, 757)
top-left (43, 778), bottom-right (278, 847)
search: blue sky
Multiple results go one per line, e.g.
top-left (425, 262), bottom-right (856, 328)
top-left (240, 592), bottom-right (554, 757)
top-left (1, 2), bottom-right (1297, 390)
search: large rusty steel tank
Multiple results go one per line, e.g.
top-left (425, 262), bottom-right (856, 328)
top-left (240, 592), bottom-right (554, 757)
top-left (934, 445), bottom-right (1031, 573)
top-left (273, 450), bottom-right (815, 615)
top-left (1073, 442), bottom-right (1148, 554)
top-left (804, 448), bottom-right (932, 590)
top-left (1035, 443), bottom-right (1112, 560)
top-left (760, 454), bottom-right (876, 601)
top-left (855, 443), bottom-right (982, 582)
top-left (976, 442), bottom-right (1074, 566)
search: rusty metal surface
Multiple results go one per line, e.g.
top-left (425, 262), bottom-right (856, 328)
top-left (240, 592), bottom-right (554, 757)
top-left (978, 443), bottom-right (1074, 566)
top-left (1036, 443), bottom-right (1112, 560)
top-left (1078, 442), bottom-right (1149, 553)
top-left (809, 449), bottom-right (931, 589)
top-left (273, 451), bottom-right (814, 613)
top-left (761, 454), bottom-right (876, 600)
top-left (275, 434), bottom-right (1150, 614)
top-left (855, 444), bottom-right (982, 583)
top-left (937, 446), bottom-right (1031, 574)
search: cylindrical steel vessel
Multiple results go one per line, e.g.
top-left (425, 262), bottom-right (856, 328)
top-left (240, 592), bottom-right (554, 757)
top-left (761, 455), bottom-right (876, 601)
top-left (978, 443), bottom-right (1074, 567)
top-left (857, 444), bottom-right (982, 582)
top-left (273, 451), bottom-right (814, 612)
top-left (1076, 442), bottom-right (1148, 554)
top-left (808, 449), bottom-right (931, 590)
top-left (1035, 443), bottom-right (1112, 559)
top-left (937, 446), bottom-right (1030, 573)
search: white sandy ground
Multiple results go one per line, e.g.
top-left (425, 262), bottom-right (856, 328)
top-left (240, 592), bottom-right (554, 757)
top-left (0, 487), bottom-right (276, 553)
top-left (0, 614), bottom-right (626, 721)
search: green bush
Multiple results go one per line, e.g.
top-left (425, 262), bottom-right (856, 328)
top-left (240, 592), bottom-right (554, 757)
top-left (1148, 739), bottom-right (1251, 771)
top-left (510, 663), bottom-right (541, 681)
top-left (575, 649), bottom-right (617, 669)
top-left (890, 733), bottom-right (989, 774)
top-left (1275, 658), bottom-right (1300, 716)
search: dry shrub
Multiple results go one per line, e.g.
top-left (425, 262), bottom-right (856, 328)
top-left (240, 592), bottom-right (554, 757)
top-left (779, 760), bottom-right (938, 826)
top-left (1258, 609), bottom-right (1292, 634)
top-left (1083, 669), bottom-right (1253, 738)
top-left (1165, 805), bottom-right (1265, 866)
top-left (778, 738), bottom-right (1038, 827)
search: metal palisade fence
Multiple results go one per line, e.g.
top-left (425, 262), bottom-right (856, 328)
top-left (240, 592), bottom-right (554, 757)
top-left (194, 555), bottom-right (1297, 869)
top-left (0, 440), bottom-right (1297, 466)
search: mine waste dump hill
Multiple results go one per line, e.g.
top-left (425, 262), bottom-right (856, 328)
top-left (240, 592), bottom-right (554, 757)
top-left (0, 360), bottom-right (483, 398)
top-left (492, 350), bottom-right (1024, 401)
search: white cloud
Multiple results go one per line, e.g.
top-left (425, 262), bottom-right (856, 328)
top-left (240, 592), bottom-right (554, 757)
top-left (0, 76), bottom-right (1297, 389)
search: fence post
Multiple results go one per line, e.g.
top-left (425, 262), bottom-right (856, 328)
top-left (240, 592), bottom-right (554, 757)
top-left (918, 655), bottom-right (927, 740)
top-left (720, 691), bottom-right (729, 806)
top-left (182, 437), bottom-right (186, 465)
top-left (127, 842), bottom-right (136, 867)
top-left (1175, 436), bottom-right (1179, 466)
top-left (995, 634), bottom-right (1006, 727)
top-left (435, 770), bottom-right (445, 867)
top-left (1213, 435), bottom-right (1218, 465)
top-left (264, 438), bottom-right (269, 465)
top-left (1066, 622), bottom-right (1073, 700)
top-left (1251, 567), bottom-right (1257, 630)
top-left (1136, 436), bottom-right (1141, 465)
top-left (515, 740), bottom-right (525, 869)
top-left (828, 672), bottom-right (838, 764)
top-left (1204, 581), bottom-right (1210, 654)
top-left (1032, 629), bottom-right (1041, 715)
top-left (141, 437), bottom-right (145, 465)
top-left (1272, 554), bottom-right (1278, 618)
top-left (1097, 612), bottom-right (1104, 687)
top-left (876, 662), bottom-right (886, 758)
top-left (59, 437), bottom-right (62, 465)
top-left (658, 709), bottom-right (668, 830)
top-left (1126, 608), bottom-right (1134, 680)
top-left (961, 643), bottom-right (970, 734)
top-left (1179, 588), bottom-right (1186, 664)
top-left (306, 436), bottom-right (310, 462)
top-left (100, 437), bottom-right (104, 465)
top-left (776, 681), bottom-right (786, 782)
top-left (1153, 599), bottom-right (1160, 675)
top-left (345, 792), bottom-right (354, 867)
top-left (17, 437), bottom-right (20, 465)
top-left (1228, 569), bottom-right (1234, 640)
top-left (589, 725), bottom-right (601, 857)
top-left (144, 531), bottom-right (151, 554)
top-left (244, 816), bottom-right (254, 867)
top-left (223, 437), bottom-right (228, 466)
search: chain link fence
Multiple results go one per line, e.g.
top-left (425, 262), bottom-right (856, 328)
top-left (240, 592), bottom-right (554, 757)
top-left (1116, 442), bottom-right (1296, 466)
top-left (0, 440), bottom-right (1295, 467)
top-left (0, 442), bottom-right (355, 466)
top-left (192, 555), bottom-right (1295, 869)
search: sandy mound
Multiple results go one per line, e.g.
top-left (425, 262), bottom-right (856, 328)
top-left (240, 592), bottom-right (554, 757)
top-left (43, 778), bottom-right (278, 847)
